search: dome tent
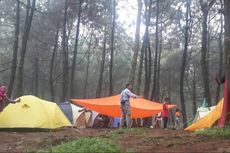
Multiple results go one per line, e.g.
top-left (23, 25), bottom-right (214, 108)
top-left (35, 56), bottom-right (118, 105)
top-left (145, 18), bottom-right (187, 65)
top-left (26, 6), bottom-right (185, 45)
top-left (58, 102), bottom-right (92, 128)
top-left (0, 95), bottom-right (71, 129)
top-left (59, 103), bottom-right (119, 128)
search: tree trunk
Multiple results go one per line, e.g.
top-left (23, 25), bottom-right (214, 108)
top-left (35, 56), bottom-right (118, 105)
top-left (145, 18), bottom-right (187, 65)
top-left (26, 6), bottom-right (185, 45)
top-left (143, 32), bottom-right (150, 99)
top-left (166, 70), bottom-right (174, 126)
top-left (156, 20), bottom-right (163, 102)
top-left (96, 25), bottom-right (107, 98)
top-left (136, 38), bottom-right (144, 95)
top-left (224, 0), bottom-right (230, 121)
top-left (200, 0), bottom-right (211, 106)
top-left (192, 67), bottom-right (197, 116)
top-left (128, 0), bottom-right (142, 87)
top-left (8, 0), bottom-right (20, 97)
top-left (143, 0), bottom-right (152, 99)
top-left (180, 0), bottom-right (190, 128)
top-left (17, 0), bottom-right (36, 97)
top-left (61, 0), bottom-right (69, 102)
top-left (83, 34), bottom-right (93, 98)
top-left (50, 28), bottom-right (59, 102)
top-left (167, 70), bottom-right (171, 101)
top-left (142, 0), bottom-right (153, 126)
top-left (216, 0), bottom-right (223, 103)
top-left (70, 0), bottom-right (82, 97)
top-left (41, 80), bottom-right (45, 99)
top-left (145, 35), bottom-right (152, 98)
top-left (34, 54), bottom-right (39, 96)
top-left (151, 0), bottom-right (159, 101)
top-left (109, 0), bottom-right (115, 96)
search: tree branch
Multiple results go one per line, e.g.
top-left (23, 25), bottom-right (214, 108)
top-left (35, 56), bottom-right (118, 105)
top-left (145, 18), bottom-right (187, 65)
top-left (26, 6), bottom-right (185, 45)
top-left (208, 0), bottom-right (217, 9)
top-left (19, 0), bottom-right (46, 15)
top-left (0, 67), bottom-right (12, 73)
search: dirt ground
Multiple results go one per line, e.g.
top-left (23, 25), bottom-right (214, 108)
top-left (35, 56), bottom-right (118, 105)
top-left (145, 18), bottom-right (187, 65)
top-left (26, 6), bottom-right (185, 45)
top-left (0, 128), bottom-right (229, 153)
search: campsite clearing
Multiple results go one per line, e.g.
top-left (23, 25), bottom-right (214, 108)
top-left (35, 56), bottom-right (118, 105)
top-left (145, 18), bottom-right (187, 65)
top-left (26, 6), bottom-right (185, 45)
top-left (0, 128), bottom-right (229, 152)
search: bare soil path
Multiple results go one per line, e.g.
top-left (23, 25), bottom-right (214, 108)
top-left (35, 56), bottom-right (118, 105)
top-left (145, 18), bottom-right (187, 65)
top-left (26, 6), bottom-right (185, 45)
top-left (0, 128), bottom-right (229, 153)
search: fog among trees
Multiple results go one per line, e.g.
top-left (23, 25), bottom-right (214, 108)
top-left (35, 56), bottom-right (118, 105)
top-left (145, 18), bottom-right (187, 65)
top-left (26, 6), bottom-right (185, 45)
top-left (0, 0), bottom-right (230, 127)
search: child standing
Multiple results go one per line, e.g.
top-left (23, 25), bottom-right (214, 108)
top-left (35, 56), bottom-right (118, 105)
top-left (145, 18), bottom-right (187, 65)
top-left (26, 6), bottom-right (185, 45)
top-left (174, 108), bottom-right (181, 130)
top-left (154, 112), bottom-right (162, 128)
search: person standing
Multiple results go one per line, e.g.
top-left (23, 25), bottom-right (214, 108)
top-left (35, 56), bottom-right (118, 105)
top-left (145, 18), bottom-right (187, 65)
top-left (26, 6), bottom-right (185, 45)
top-left (174, 108), bottom-right (181, 130)
top-left (153, 112), bottom-right (162, 128)
top-left (162, 98), bottom-right (169, 129)
top-left (120, 83), bottom-right (137, 128)
top-left (0, 85), bottom-right (20, 112)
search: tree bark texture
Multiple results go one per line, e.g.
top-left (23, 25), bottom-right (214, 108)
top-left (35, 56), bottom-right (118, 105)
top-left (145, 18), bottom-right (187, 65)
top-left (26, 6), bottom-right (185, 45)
top-left (70, 0), bottom-right (82, 97)
top-left (8, 0), bottom-right (20, 97)
top-left (17, 0), bottom-right (36, 97)
top-left (200, 0), bottom-right (212, 106)
top-left (143, 0), bottom-right (152, 99)
top-left (61, 0), bottom-right (69, 102)
top-left (96, 25), bottom-right (107, 98)
top-left (109, 0), bottom-right (115, 96)
top-left (128, 0), bottom-right (142, 87)
top-left (136, 37), bottom-right (145, 95)
top-left (192, 68), bottom-right (197, 116)
top-left (224, 0), bottom-right (230, 123)
top-left (215, 0), bottom-right (223, 103)
top-left (50, 28), bottom-right (59, 102)
top-left (151, 0), bottom-right (159, 101)
top-left (156, 20), bottom-right (163, 102)
top-left (83, 34), bottom-right (93, 98)
top-left (34, 54), bottom-right (39, 96)
top-left (180, 0), bottom-right (190, 128)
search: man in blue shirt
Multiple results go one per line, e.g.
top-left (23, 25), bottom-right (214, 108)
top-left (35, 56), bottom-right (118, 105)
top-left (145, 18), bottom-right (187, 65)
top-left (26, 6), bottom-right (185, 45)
top-left (120, 83), bottom-right (137, 128)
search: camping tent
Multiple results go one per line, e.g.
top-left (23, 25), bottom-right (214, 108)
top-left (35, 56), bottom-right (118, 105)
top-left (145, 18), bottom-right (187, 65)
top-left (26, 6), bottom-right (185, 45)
top-left (58, 103), bottom-right (118, 128)
top-left (90, 112), bottom-right (120, 128)
top-left (193, 106), bottom-right (216, 122)
top-left (71, 95), bottom-right (176, 118)
top-left (185, 98), bottom-right (224, 132)
top-left (59, 102), bottom-right (92, 128)
top-left (0, 95), bottom-right (71, 129)
top-left (192, 99), bottom-right (216, 123)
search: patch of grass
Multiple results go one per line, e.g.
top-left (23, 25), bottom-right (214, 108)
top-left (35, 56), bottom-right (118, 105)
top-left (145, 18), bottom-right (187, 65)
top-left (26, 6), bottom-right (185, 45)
top-left (36, 128), bottom-right (148, 153)
top-left (112, 128), bottom-right (147, 135)
top-left (195, 126), bottom-right (230, 138)
top-left (37, 137), bottom-right (122, 153)
top-left (126, 148), bottom-right (136, 153)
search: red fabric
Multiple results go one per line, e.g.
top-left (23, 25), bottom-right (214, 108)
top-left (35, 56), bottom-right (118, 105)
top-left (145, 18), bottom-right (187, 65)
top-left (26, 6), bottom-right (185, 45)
top-left (162, 103), bottom-right (169, 117)
top-left (218, 79), bottom-right (230, 127)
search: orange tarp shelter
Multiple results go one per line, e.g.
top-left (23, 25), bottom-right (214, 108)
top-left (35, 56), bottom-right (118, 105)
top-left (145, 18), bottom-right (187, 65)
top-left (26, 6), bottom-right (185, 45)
top-left (71, 95), bottom-right (176, 118)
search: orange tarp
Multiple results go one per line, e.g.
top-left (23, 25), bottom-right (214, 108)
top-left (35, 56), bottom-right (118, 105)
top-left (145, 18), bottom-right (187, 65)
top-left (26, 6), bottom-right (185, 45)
top-left (71, 95), bottom-right (176, 118)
